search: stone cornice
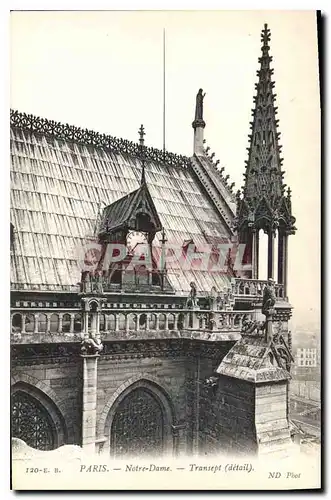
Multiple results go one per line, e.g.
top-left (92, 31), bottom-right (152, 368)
top-left (11, 338), bottom-right (233, 365)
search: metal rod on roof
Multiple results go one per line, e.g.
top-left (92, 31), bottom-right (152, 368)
top-left (163, 28), bottom-right (166, 154)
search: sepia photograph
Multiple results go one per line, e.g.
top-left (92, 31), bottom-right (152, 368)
top-left (9, 8), bottom-right (321, 490)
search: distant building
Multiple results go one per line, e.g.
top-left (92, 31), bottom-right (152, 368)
top-left (295, 347), bottom-right (318, 368)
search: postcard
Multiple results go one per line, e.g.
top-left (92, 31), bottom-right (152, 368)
top-left (10, 9), bottom-right (321, 491)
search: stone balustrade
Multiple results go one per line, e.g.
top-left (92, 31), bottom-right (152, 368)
top-left (232, 278), bottom-right (286, 300)
top-left (10, 308), bottom-right (256, 341)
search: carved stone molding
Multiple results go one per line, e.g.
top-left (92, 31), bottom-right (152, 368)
top-left (11, 338), bottom-right (231, 365)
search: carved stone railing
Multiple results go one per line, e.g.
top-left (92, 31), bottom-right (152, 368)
top-left (80, 279), bottom-right (173, 295)
top-left (10, 308), bottom-right (255, 343)
top-left (232, 278), bottom-right (286, 300)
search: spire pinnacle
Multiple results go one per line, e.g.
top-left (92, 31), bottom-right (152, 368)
top-left (235, 24), bottom-right (296, 235)
top-left (138, 124), bottom-right (145, 147)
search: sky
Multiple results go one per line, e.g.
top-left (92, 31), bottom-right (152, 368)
top-left (10, 10), bottom-right (320, 331)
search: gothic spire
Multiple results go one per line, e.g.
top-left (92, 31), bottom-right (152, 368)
top-left (235, 24), bottom-right (296, 235)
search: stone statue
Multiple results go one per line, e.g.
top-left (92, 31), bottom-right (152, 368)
top-left (195, 89), bottom-right (206, 121)
top-left (81, 332), bottom-right (103, 355)
top-left (262, 278), bottom-right (276, 316)
top-left (209, 286), bottom-right (218, 310)
top-left (186, 281), bottom-right (198, 308)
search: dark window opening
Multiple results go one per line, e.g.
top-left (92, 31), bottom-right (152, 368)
top-left (12, 313), bottom-right (22, 333)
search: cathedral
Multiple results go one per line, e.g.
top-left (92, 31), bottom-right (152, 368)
top-left (10, 24), bottom-right (297, 458)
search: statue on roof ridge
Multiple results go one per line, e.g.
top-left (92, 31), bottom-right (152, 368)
top-left (195, 88), bottom-right (206, 121)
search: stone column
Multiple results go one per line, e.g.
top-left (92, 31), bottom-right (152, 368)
top-left (70, 314), bottom-right (75, 334)
top-left (193, 121), bottom-right (205, 155)
top-left (256, 230), bottom-right (260, 279)
top-left (164, 314), bottom-right (169, 331)
top-left (267, 231), bottom-right (275, 279)
top-left (251, 229), bottom-right (257, 280)
top-left (58, 313), bottom-right (63, 334)
top-left (46, 314), bottom-right (51, 333)
top-left (172, 424), bottom-right (187, 457)
top-left (283, 234), bottom-right (289, 298)
top-left (174, 313), bottom-right (179, 331)
top-left (145, 313), bottom-right (150, 330)
top-left (125, 314), bottom-right (129, 332)
top-left (34, 314), bottom-right (39, 334)
top-left (21, 313), bottom-right (26, 334)
top-left (81, 354), bottom-right (99, 452)
top-left (83, 311), bottom-right (89, 336)
top-left (156, 314), bottom-right (160, 331)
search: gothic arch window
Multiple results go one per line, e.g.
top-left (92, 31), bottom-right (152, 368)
top-left (99, 314), bottom-right (106, 332)
top-left (139, 313), bottom-right (147, 330)
top-left (118, 314), bottom-right (126, 331)
top-left (50, 314), bottom-right (59, 333)
top-left (128, 314), bottom-right (137, 331)
top-left (108, 314), bottom-right (116, 331)
top-left (25, 314), bottom-right (35, 333)
top-left (110, 388), bottom-right (164, 458)
top-left (11, 390), bottom-right (57, 450)
top-left (62, 314), bottom-right (71, 333)
top-left (74, 313), bottom-right (82, 333)
top-left (12, 314), bottom-right (22, 333)
top-left (177, 313), bottom-right (185, 330)
top-left (158, 313), bottom-right (166, 330)
top-left (168, 314), bottom-right (175, 330)
top-left (149, 313), bottom-right (157, 330)
top-left (102, 378), bottom-right (175, 458)
top-left (38, 313), bottom-right (47, 333)
top-left (135, 265), bottom-right (149, 286)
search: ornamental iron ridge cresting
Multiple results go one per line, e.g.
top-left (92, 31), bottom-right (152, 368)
top-left (10, 110), bottom-right (191, 170)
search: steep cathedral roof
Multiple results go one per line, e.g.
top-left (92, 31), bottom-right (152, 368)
top-left (10, 110), bottom-right (233, 293)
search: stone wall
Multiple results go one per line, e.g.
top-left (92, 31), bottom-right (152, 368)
top-left (96, 355), bottom-right (188, 454)
top-left (199, 375), bottom-right (257, 456)
top-left (11, 361), bottom-right (82, 446)
top-left (255, 382), bottom-right (292, 455)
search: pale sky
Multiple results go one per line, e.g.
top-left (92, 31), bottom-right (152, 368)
top-left (10, 10), bottom-right (320, 331)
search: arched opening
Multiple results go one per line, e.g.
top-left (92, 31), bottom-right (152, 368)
top-left (25, 314), bottom-right (35, 333)
top-left (108, 314), bottom-right (116, 331)
top-left (73, 313), bottom-right (82, 333)
top-left (12, 314), bottom-right (22, 333)
top-left (38, 313), bottom-right (47, 333)
top-left (62, 314), bottom-right (71, 333)
top-left (50, 314), bottom-right (59, 333)
top-left (139, 313), bottom-right (147, 330)
top-left (128, 314), bottom-right (137, 331)
top-left (107, 381), bottom-right (174, 458)
top-left (158, 313), bottom-right (166, 330)
top-left (177, 313), bottom-right (185, 330)
top-left (99, 314), bottom-right (106, 332)
top-left (149, 313), bottom-right (157, 330)
top-left (168, 314), bottom-right (175, 330)
top-left (118, 314), bottom-right (126, 331)
top-left (11, 384), bottom-right (66, 451)
top-left (134, 264), bottom-right (149, 286)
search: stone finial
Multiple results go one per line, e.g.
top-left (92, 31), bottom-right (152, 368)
top-left (138, 124), bottom-right (145, 147)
